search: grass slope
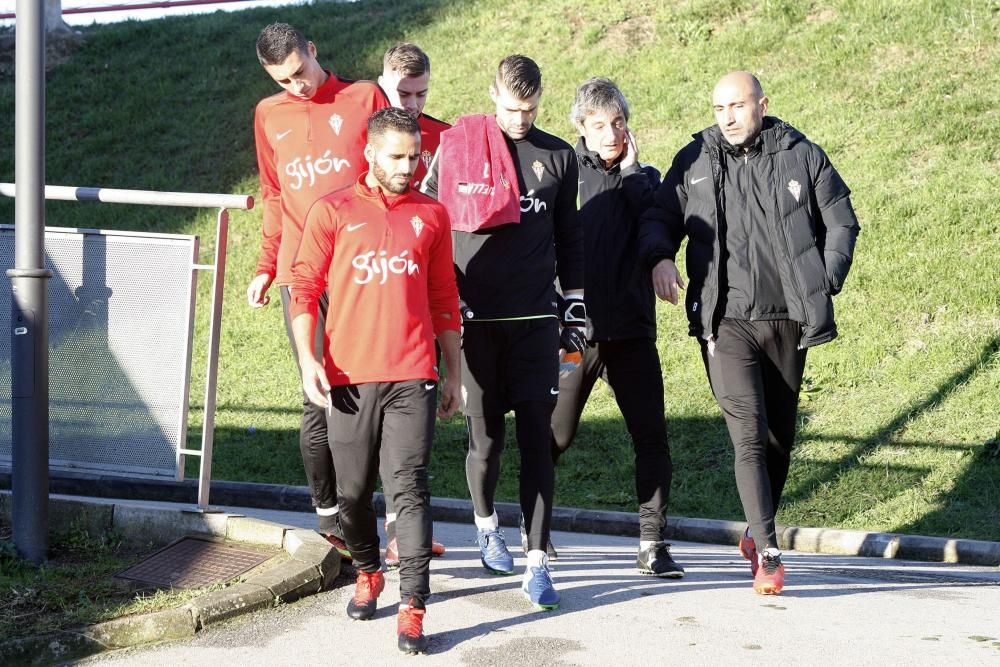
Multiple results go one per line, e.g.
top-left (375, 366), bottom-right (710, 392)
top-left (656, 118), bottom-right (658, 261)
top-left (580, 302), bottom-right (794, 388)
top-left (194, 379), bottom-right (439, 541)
top-left (1, 0), bottom-right (997, 540)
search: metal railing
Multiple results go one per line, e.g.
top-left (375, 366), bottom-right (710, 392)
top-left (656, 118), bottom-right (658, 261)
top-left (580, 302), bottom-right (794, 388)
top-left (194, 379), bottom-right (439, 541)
top-left (2, 182), bottom-right (254, 512)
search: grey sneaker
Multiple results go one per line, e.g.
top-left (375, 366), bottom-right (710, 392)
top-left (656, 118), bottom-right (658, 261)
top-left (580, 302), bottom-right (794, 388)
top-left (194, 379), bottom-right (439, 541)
top-left (637, 541), bottom-right (685, 578)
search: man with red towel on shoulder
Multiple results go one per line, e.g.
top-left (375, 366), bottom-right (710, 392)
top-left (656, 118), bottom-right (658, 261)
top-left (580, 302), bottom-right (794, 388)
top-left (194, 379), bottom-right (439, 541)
top-left (290, 107), bottom-right (461, 654)
top-left (423, 54), bottom-right (585, 611)
top-left (246, 22), bottom-right (388, 557)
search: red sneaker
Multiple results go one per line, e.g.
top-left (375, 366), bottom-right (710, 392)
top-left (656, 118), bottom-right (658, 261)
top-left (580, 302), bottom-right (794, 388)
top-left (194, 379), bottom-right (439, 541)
top-left (753, 552), bottom-right (785, 595)
top-left (323, 532), bottom-right (352, 561)
top-left (739, 528), bottom-right (758, 576)
top-left (431, 537), bottom-right (447, 557)
top-left (385, 536), bottom-right (446, 569)
top-left (346, 570), bottom-right (385, 620)
top-left (397, 597), bottom-right (429, 654)
top-left (385, 537), bottom-right (400, 569)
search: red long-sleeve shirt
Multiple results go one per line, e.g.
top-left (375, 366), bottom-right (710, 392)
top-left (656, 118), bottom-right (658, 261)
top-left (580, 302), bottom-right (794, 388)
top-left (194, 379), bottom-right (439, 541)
top-left (290, 176), bottom-right (461, 385)
top-left (254, 72), bottom-right (389, 285)
top-left (414, 112), bottom-right (450, 191)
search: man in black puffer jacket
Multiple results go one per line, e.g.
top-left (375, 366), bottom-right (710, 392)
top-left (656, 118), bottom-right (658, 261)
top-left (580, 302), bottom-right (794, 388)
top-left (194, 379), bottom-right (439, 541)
top-left (547, 77), bottom-right (683, 579)
top-left (639, 71), bottom-right (860, 595)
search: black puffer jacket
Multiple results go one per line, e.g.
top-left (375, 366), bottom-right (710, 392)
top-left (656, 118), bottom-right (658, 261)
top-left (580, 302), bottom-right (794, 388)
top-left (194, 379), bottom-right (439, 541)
top-left (638, 117), bottom-right (860, 349)
top-left (576, 138), bottom-right (662, 341)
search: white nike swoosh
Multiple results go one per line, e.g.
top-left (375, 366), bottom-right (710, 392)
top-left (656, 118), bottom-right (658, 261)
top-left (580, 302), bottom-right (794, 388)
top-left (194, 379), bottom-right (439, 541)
top-left (345, 223), bottom-right (367, 232)
top-left (550, 388), bottom-right (559, 395)
top-left (690, 176), bottom-right (708, 185)
top-left (424, 382), bottom-right (436, 391)
top-left (276, 129), bottom-right (292, 140)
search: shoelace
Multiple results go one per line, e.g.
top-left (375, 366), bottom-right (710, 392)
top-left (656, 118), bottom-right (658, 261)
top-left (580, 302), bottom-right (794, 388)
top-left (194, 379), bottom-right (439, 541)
top-left (354, 572), bottom-right (380, 602)
top-left (484, 530), bottom-right (508, 557)
top-left (528, 565), bottom-right (553, 592)
top-left (761, 556), bottom-right (781, 575)
top-left (398, 606), bottom-right (425, 637)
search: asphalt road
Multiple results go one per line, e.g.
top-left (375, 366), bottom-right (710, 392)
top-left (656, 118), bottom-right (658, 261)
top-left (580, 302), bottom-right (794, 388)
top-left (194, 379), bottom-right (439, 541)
top-left (81, 506), bottom-right (1000, 666)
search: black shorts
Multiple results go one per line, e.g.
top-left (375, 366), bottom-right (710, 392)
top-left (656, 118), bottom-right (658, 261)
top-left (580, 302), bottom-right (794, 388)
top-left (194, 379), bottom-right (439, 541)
top-left (460, 317), bottom-right (560, 417)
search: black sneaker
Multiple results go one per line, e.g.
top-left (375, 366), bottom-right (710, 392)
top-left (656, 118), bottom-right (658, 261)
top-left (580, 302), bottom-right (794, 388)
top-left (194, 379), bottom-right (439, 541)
top-left (637, 541), bottom-right (685, 578)
top-left (519, 513), bottom-right (558, 560)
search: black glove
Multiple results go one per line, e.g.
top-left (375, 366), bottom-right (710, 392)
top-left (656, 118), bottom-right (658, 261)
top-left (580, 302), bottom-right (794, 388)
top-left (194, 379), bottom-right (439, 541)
top-left (558, 294), bottom-right (587, 354)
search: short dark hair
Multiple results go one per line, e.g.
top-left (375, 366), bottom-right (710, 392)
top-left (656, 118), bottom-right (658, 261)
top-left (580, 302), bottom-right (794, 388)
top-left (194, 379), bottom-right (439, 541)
top-left (495, 54), bottom-right (542, 100)
top-left (256, 22), bottom-right (309, 67)
top-left (368, 107), bottom-right (420, 142)
top-left (571, 77), bottom-right (630, 126)
top-left (383, 42), bottom-right (430, 78)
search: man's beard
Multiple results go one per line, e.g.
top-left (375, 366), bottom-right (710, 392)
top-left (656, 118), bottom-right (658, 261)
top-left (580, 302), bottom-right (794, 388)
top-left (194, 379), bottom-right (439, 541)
top-left (373, 162), bottom-right (410, 194)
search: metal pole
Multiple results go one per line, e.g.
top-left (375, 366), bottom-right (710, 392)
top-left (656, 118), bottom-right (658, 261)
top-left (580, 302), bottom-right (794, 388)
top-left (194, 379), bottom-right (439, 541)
top-left (9, 0), bottom-right (52, 564)
top-left (195, 207), bottom-right (228, 511)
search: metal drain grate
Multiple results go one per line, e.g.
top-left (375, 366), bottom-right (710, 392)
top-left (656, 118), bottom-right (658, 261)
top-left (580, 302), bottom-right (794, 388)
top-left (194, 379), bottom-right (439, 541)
top-left (116, 536), bottom-right (273, 589)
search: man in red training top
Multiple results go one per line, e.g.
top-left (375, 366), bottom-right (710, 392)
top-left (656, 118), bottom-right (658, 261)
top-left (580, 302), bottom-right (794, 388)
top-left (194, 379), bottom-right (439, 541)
top-left (377, 40), bottom-right (451, 567)
top-left (247, 22), bottom-right (388, 555)
top-left (290, 107), bottom-right (461, 655)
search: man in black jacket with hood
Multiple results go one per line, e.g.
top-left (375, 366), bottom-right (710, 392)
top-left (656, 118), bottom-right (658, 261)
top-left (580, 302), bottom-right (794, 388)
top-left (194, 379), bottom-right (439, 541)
top-left (547, 77), bottom-right (683, 578)
top-left (639, 71), bottom-right (860, 595)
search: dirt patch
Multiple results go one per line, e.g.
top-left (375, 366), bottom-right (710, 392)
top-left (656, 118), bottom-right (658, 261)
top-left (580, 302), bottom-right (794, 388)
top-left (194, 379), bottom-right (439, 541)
top-left (600, 15), bottom-right (656, 52)
top-left (807, 8), bottom-right (837, 23)
top-left (0, 27), bottom-right (85, 80)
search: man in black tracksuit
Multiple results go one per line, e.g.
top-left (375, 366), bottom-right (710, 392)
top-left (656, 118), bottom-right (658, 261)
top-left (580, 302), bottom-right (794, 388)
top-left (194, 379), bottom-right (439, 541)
top-left (548, 77), bottom-right (683, 578)
top-left (423, 55), bottom-right (585, 611)
top-left (639, 72), bottom-right (860, 595)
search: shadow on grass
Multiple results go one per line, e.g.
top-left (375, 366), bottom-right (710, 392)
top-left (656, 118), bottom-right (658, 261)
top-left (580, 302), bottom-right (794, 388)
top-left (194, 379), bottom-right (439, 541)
top-left (197, 335), bottom-right (1000, 542)
top-left (782, 334), bottom-right (1000, 542)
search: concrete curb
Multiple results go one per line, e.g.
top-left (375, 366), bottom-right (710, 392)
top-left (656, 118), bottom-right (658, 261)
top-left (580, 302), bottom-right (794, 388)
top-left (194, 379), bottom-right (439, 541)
top-left (0, 492), bottom-right (342, 667)
top-left (3, 471), bottom-right (996, 566)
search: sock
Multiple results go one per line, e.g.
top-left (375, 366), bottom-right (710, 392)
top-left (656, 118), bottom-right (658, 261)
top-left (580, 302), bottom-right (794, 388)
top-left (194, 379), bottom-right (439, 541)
top-left (315, 504), bottom-right (340, 517)
top-left (474, 510), bottom-right (499, 531)
top-left (639, 540), bottom-right (656, 552)
top-left (526, 549), bottom-right (547, 568)
top-left (761, 547), bottom-right (782, 560)
top-left (745, 526), bottom-right (752, 538)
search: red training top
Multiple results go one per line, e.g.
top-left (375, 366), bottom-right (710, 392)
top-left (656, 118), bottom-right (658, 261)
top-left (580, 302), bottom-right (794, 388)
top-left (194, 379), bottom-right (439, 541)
top-left (290, 175), bottom-right (461, 385)
top-left (414, 112), bottom-right (450, 192)
top-left (254, 72), bottom-right (389, 285)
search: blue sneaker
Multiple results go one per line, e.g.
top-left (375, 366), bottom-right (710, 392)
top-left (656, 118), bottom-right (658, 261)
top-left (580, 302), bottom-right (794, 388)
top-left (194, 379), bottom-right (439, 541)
top-left (477, 528), bottom-right (515, 575)
top-left (522, 558), bottom-right (560, 610)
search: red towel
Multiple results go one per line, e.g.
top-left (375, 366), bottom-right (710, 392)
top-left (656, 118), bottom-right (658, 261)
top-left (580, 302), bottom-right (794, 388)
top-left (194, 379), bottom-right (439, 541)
top-left (437, 114), bottom-right (521, 232)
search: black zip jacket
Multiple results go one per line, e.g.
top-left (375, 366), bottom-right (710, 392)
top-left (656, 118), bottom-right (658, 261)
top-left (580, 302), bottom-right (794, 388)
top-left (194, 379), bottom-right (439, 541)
top-left (575, 138), bottom-right (661, 340)
top-left (638, 117), bottom-right (860, 349)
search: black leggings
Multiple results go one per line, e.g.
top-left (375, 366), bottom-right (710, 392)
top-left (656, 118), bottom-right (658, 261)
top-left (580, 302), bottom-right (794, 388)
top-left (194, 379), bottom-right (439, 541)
top-left (550, 338), bottom-right (672, 542)
top-left (466, 400), bottom-right (555, 551)
top-left (279, 288), bottom-right (338, 534)
top-left (701, 318), bottom-right (807, 553)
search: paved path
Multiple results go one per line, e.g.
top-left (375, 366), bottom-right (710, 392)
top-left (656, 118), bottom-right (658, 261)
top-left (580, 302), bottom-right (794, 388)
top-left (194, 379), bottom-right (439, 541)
top-left (82, 504), bottom-right (1000, 666)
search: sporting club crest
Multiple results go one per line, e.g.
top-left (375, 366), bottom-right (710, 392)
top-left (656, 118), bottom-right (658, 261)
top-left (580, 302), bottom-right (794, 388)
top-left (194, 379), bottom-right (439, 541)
top-left (329, 113), bottom-right (344, 136)
top-left (532, 160), bottom-right (545, 182)
top-left (421, 150), bottom-right (433, 170)
top-left (411, 215), bottom-right (425, 238)
top-left (787, 179), bottom-right (801, 202)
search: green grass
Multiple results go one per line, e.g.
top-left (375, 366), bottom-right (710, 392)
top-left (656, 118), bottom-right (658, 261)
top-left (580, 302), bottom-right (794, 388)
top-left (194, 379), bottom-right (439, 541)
top-left (0, 520), bottom-right (224, 641)
top-left (1, 0), bottom-right (998, 541)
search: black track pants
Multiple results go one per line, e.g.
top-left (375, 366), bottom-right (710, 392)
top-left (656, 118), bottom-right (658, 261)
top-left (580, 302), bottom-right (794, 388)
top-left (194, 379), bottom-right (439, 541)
top-left (327, 380), bottom-right (436, 604)
top-left (550, 338), bottom-right (673, 542)
top-left (700, 318), bottom-right (807, 553)
top-left (466, 400), bottom-right (556, 550)
top-left (279, 287), bottom-right (338, 534)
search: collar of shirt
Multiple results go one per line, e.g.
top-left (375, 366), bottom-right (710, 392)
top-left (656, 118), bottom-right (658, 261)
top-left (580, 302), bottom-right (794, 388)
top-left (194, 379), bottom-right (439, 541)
top-left (354, 172), bottom-right (413, 211)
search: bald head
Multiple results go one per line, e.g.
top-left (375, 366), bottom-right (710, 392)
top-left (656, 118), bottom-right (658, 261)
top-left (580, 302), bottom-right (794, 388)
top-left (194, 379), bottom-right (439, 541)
top-left (712, 71), bottom-right (768, 148)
